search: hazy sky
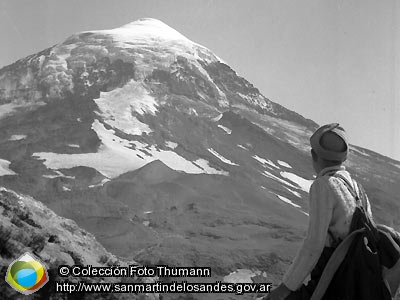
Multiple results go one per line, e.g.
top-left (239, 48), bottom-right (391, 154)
top-left (1, 0), bottom-right (399, 160)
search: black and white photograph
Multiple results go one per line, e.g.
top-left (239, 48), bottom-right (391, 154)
top-left (0, 1), bottom-right (399, 299)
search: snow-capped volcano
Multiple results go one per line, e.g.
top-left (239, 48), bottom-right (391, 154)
top-left (0, 18), bottom-right (399, 300)
top-left (91, 18), bottom-right (194, 45)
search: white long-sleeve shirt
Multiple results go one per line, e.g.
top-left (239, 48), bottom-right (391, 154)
top-left (282, 166), bottom-right (373, 291)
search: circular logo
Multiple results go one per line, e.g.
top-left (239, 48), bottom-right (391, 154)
top-left (5, 252), bottom-right (49, 295)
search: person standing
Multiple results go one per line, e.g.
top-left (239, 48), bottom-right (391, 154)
top-left (266, 123), bottom-right (373, 300)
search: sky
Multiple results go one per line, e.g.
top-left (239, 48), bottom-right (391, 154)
top-left (1, 0), bottom-right (399, 161)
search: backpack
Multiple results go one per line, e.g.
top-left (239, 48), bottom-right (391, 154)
top-left (310, 174), bottom-right (400, 300)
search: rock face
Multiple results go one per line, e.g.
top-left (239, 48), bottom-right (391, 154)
top-left (0, 18), bottom-right (399, 300)
top-left (0, 187), bottom-right (158, 300)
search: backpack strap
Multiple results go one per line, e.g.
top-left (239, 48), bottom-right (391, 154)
top-left (334, 172), bottom-right (379, 233)
top-left (327, 173), bottom-right (362, 246)
top-left (310, 228), bottom-right (365, 300)
top-left (333, 173), bottom-right (359, 200)
top-left (333, 173), bottom-right (370, 210)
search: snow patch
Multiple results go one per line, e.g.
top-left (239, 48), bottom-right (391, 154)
top-left (237, 144), bottom-right (248, 150)
top-left (0, 159), bottom-right (16, 176)
top-left (208, 148), bottom-right (239, 166)
top-left (274, 194), bottom-right (301, 208)
top-left (89, 178), bottom-right (110, 188)
top-left (188, 108), bottom-right (198, 116)
top-left (261, 171), bottom-right (298, 190)
top-left (223, 269), bottom-right (257, 284)
top-left (280, 172), bottom-right (313, 193)
top-left (0, 102), bottom-right (45, 119)
top-left (43, 170), bottom-right (75, 179)
top-left (68, 144), bottom-right (80, 148)
top-left (212, 114), bottom-right (223, 122)
top-left (253, 155), bottom-right (280, 169)
top-left (237, 92), bottom-right (272, 112)
top-left (165, 141), bottom-right (178, 149)
top-left (94, 80), bottom-right (157, 135)
top-left (277, 160), bottom-right (292, 169)
top-left (285, 188), bottom-right (302, 198)
top-left (9, 134), bottom-right (27, 141)
top-left (94, 18), bottom-right (192, 47)
top-left (218, 125), bottom-right (232, 134)
top-left (34, 120), bottom-right (226, 178)
top-left (193, 159), bottom-right (228, 176)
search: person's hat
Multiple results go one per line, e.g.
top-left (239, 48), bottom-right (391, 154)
top-left (310, 123), bottom-right (348, 162)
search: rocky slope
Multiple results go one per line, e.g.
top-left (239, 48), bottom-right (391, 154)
top-left (0, 187), bottom-right (159, 300)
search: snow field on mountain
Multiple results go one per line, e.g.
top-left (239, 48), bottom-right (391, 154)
top-left (193, 158), bottom-right (229, 176)
top-left (43, 170), bottom-right (75, 179)
top-left (253, 155), bottom-right (280, 169)
top-left (165, 141), bottom-right (178, 149)
top-left (212, 113), bottom-right (223, 122)
top-left (237, 144), bottom-right (248, 150)
top-left (0, 102), bottom-right (45, 119)
top-left (274, 192), bottom-right (309, 216)
top-left (284, 187), bottom-right (302, 198)
top-left (280, 172), bottom-right (312, 193)
top-left (0, 159), bottom-right (16, 176)
top-left (218, 124), bottom-right (232, 134)
top-left (277, 160), bottom-right (292, 168)
top-left (9, 134), bottom-right (27, 141)
top-left (0, 103), bottom-right (17, 119)
top-left (94, 80), bottom-right (157, 135)
top-left (208, 148), bottom-right (239, 166)
top-left (33, 120), bottom-right (227, 178)
top-left (89, 179), bottom-right (110, 189)
top-left (87, 18), bottom-right (219, 72)
top-left (261, 171), bottom-right (298, 190)
top-left (84, 18), bottom-right (227, 108)
top-left (274, 193), bottom-right (301, 208)
top-left (95, 18), bottom-right (192, 48)
top-left (192, 158), bottom-right (229, 176)
top-left (253, 153), bottom-right (312, 193)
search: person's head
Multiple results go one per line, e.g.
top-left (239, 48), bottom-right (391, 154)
top-left (310, 123), bottom-right (348, 174)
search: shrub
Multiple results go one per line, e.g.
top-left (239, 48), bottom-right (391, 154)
top-left (28, 233), bottom-right (46, 253)
top-left (0, 224), bottom-right (13, 258)
top-left (48, 234), bottom-right (59, 243)
top-left (68, 251), bottom-right (84, 265)
top-left (98, 254), bottom-right (109, 264)
top-left (10, 215), bottom-right (24, 228)
top-left (25, 217), bottom-right (42, 229)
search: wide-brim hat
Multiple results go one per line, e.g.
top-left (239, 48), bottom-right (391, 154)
top-left (310, 123), bottom-right (348, 162)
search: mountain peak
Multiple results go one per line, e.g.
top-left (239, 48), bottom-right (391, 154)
top-left (88, 18), bottom-right (192, 45)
